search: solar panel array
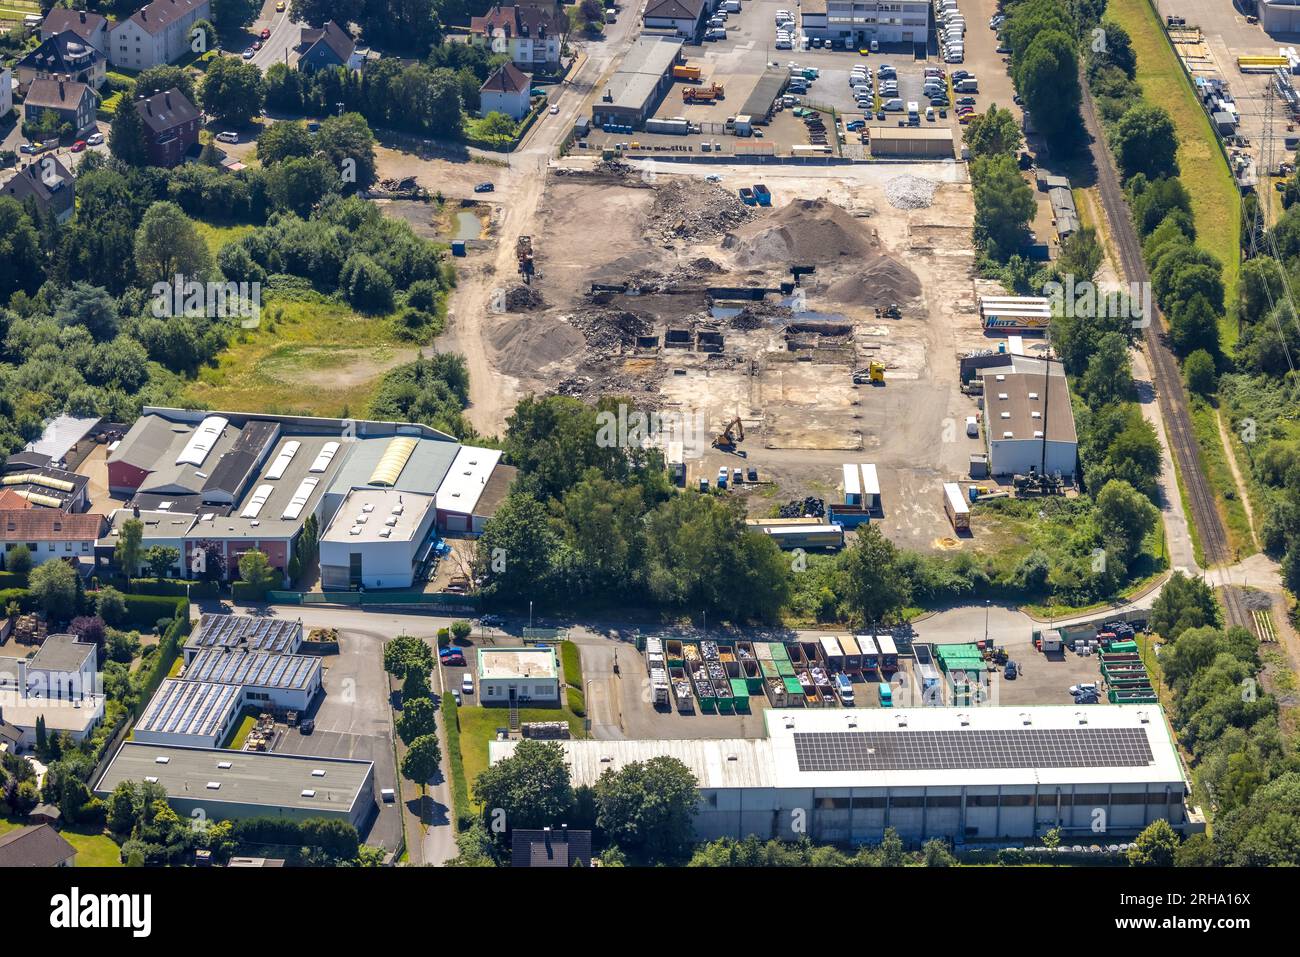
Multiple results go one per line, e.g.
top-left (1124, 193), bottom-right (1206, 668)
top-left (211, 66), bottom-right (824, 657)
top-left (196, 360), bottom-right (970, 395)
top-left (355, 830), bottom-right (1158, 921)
top-left (187, 648), bottom-right (319, 690)
top-left (191, 615), bottom-right (299, 654)
top-left (792, 728), bottom-right (1155, 773)
top-left (136, 680), bottom-right (239, 738)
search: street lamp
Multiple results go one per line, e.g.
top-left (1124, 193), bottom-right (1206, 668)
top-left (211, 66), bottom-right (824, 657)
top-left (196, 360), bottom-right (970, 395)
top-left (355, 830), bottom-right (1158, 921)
top-left (529, 600), bottom-right (534, 630)
top-left (584, 678), bottom-right (593, 733)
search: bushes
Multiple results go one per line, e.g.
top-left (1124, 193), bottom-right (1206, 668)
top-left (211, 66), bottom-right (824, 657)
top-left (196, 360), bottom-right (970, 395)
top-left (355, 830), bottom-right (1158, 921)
top-left (119, 593), bottom-right (188, 629)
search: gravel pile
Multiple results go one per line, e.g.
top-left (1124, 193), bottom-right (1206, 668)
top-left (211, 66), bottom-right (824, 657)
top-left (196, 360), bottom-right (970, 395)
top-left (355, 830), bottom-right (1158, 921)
top-left (650, 180), bottom-right (756, 242)
top-left (566, 308), bottom-right (651, 352)
top-left (884, 174), bottom-right (937, 210)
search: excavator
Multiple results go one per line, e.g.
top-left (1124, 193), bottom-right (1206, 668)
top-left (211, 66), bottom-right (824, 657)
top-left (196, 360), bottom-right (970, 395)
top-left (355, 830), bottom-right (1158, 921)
top-left (712, 416), bottom-right (744, 450)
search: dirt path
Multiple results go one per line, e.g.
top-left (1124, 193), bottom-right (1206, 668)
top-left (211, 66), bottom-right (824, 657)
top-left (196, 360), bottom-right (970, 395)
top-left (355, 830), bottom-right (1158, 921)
top-left (1215, 407), bottom-right (1261, 553)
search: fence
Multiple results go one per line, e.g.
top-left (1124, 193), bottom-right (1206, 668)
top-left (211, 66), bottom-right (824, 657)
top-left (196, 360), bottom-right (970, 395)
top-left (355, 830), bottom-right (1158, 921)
top-left (267, 590), bottom-right (479, 611)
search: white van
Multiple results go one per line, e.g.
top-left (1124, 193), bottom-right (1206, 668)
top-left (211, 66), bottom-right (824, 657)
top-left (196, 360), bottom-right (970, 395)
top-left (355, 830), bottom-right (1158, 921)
top-left (883, 97), bottom-right (903, 111)
top-left (462, 673), bottom-right (475, 695)
top-left (724, 0), bottom-right (741, 10)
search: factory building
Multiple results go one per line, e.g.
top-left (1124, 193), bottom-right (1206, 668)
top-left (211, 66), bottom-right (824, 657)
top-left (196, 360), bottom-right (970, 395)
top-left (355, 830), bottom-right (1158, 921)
top-left (319, 488), bottom-right (439, 590)
top-left (870, 127), bottom-right (954, 159)
top-left (592, 35), bottom-right (684, 130)
top-left (94, 742), bottom-right (376, 829)
top-left (490, 705), bottom-right (1190, 846)
top-left (978, 364), bottom-right (1077, 480)
top-left (184, 614), bottom-right (303, 664)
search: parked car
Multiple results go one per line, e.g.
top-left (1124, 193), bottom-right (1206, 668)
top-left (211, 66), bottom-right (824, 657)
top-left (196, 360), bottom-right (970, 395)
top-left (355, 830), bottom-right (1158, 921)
top-left (70, 140), bottom-right (87, 152)
top-left (1004, 661), bottom-right (1018, 679)
top-left (957, 96), bottom-right (976, 106)
top-left (462, 674), bottom-right (475, 695)
top-left (479, 613), bottom-right (504, 626)
top-left (441, 653), bottom-right (466, 667)
top-left (1069, 683), bottom-right (1099, 696)
top-left (260, 27), bottom-right (271, 39)
top-left (216, 131), bottom-right (240, 143)
top-left (474, 182), bottom-right (495, 193)
top-left (276, 0), bottom-right (285, 9)
top-left (300, 718), bottom-right (315, 734)
top-left (86, 131), bottom-right (104, 146)
top-left (242, 46), bottom-right (256, 58)
top-left (705, 173), bottom-right (722, 182)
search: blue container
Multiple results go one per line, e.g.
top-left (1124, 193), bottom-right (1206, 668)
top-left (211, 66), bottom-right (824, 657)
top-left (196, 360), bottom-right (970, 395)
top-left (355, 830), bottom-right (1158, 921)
top-left (451, 240), bottom-right (467, 257)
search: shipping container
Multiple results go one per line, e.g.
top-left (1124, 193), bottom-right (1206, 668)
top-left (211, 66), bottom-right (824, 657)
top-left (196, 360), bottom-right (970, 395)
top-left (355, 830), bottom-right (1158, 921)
top-left (650, 666), bottom-right (670, 706)
top-left (730, 679), bottom-right (751, 712)
top-left (666, 639), bottom-right (684, 668)
top-left (742, 658), bottom-right (763, 693)
top-left (782, 675), bottom-right (805, 702)
top-left (943, 482), bottom-right (970, 531)
top-left (770, 642), bottom-right (792, 665)
top-left (764, 677), bottom-right (790, 707)
top-left (857, 634), bottom-right (880, 672)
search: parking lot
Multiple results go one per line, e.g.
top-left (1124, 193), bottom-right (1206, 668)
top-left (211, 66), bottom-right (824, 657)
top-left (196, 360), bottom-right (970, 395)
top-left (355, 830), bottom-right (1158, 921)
top-left (582, 0), bottom-right (993, 157)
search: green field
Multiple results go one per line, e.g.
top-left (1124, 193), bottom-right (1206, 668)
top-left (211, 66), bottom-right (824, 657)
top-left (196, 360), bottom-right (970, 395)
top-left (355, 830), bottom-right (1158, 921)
top-left (1105, 0), bottom-right (1242, 349)
top-left (194, 220), bottom-right (256, 259)
top-left (458, 705), bottom-right (586, 807)
top-left (179, 297), bottom-right (419, 418)
top-left (1189, 398), bottom-right (1256, 560)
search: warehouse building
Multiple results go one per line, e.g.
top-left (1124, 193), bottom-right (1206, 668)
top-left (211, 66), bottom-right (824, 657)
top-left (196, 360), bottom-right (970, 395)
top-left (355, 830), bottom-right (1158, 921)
top-left (1259, 0), bottom-right (1300, 34)
top-left (133, 679), bottom-right (242, 747)
top-left (592, 35), bottom-right (684, 130)
top-left (95, 742), bottom-right (376, 829)
top-left (870, 126), bottom-right (954, 159)
top-left (436, 446), bottom-right (515, 533)
top-left (184, 614), bottom-right (303, 664)
top-left (478, 647), bottom-right (560, 704)
top-left (491, 705), bottom-right (1190, 846)
top-left (183, 647), bottom-right (322, 712)
top-left (978, 365), bottom-right (1077, 479)
top-left (319, 488), bottom-right (438, 590)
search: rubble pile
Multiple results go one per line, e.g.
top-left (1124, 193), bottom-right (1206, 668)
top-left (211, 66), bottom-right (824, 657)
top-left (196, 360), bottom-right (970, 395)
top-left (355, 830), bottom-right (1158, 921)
top-left (723, 198), bottom-right (873, 266)
top-left (504, 285), bottom-right (546, 311)
top-left (566, 308), bottom-right (651, 352)
top-left (778, 497), bottom-right (825, 519)
top-left (649, 179), bottom-right (757, 242)
top-left (884, 174), bottom-right (937, 210)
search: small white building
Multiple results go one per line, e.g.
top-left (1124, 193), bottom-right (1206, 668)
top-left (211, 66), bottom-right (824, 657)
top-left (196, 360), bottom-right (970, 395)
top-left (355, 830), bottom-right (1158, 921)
top-left (979, 366), bottom-right (1077, 479)
top-left (477, 647), bottom-right (560, 704)
top-left (479, 62), bottom-right (532, 121)
top-left (436, 446), bottom-right (513, 534)
top-left (0, 633), bottom-right (99, 701)
top-left (319, 488), bottom-right (437, 590)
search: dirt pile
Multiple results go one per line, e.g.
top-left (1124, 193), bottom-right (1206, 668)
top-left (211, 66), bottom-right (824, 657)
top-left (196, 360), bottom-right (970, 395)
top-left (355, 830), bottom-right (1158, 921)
top-left (722, 199), bottom-right (874, 266)
top-left (728, 299), bottom-right (793, 329)
top-left (488, 313), bottom-right (584, 378)
top-left (566, 308), bottom-right (651, 353)
top-left (884, 174), bottom-right (937, 210)
top-left (824, 255), bottom-right (922, 307)
top-left (504, 285), bottom-right (547, 311)
top-left (649, 179), bottom-right (757, 242)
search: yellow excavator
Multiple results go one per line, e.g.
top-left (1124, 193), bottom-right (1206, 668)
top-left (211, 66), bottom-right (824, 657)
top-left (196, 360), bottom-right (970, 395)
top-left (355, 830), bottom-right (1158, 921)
top-left (712, 416), bottom-right (744, 450)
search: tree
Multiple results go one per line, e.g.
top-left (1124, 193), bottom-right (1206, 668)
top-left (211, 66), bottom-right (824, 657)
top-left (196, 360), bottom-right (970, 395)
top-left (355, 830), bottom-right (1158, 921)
top-left (921, 838), bottom-right (957, 867)
top-left (473, 740), bottom-right (575, 833)
top-left (56, 282), bottom-right (119, 341)
top-left (106, 628), bottom-right (142, 664)
top-left (1127, 819), bottom-right (1179, 866)
top-left (200, 56), bottom-right (266, 126)
top-left (842, 524), bottom-right (911, 626)
top-left (477, 110), bottom-right (518, 139)
top-left (396, 697), bottom-right (438, 744)
top-left (339, 253), bottom-right (395, 313)
top-left (256, 120), bottom-right (317, 166)
top-left (1095, 479), bottom-right (1158, 564)
top-left (401, 733), bottom-right (443, 791)
top-left (962, 104), bottom-right (1022, 158)
top-left (1015, 29), bottom-right (1082, 151)
top-left (1150, 571), bottom-right (1220, 640)
top-left (593, 756), bottom-right (698, 864)
top-left (211, 0), bottom-right (260, 31)
top-left (29, 560), bottom-right (79, 622)
top-left (1183, 349), bottom-right (1217, 396)
top-left (5, 544), bottom-right (32, 577)
top-left (95, 586), bottom-right (128, 626)
top-left (317, 112), bottom-right (377, 190)
top-left (134, 201), bottom-right (212, 284)
top-left (972, 153), bottom-right (1035, 259)
top-left (109, 89), bottom-right (150, 166)
top-left (265, 155), bottom-right (337, 216)
top-left (115, 517), bottom-right (144, 578)
top-left (135, 65), bottom-right (197, 104)
top-left (0, 198), bottom-right (45, 302)
top-left (1081, 332), bottom-right (1134, 407)
top-left (144, 545), bottom-right (181, 579)
top-left (384, 635), bottom-right (433, 678)
top-left (1169, 292), bottom-right (1221, 358)
top-left (474, 492), bottom-right (559, 602)
top-left (1110, 103), bottom-right (1179, 181)
top-left (1058, 227), bottom-right (1103, 283)
top-left (237, 549), bottom-right (278, 594)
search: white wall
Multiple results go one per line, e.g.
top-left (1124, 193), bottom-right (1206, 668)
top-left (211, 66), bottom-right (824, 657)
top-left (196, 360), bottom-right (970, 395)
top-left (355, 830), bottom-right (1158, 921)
top-left (987, 438), bottom-right (1076, 478)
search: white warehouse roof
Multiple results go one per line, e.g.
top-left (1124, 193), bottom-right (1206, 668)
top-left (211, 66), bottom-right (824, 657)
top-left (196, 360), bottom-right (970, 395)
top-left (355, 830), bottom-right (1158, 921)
top-left (435, 445), bottom-right (502, 516)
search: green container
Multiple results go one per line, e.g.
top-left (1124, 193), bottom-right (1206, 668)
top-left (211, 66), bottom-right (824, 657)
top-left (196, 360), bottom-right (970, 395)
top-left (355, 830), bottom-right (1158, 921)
top-left (1105, 640), bottom-right (1139, 654)
top-left (760, 659), bottom-right (780, 679)
top-left (776, 660), bottom-right (795, 678)
top-left (717, 692), bottom-right (735, 714)
top-left (782, 676), bottom-right (804, 696)
top-left (730, 679), bottom-right (751, 711)
top-left (771, 644), bottom-right (792, 664)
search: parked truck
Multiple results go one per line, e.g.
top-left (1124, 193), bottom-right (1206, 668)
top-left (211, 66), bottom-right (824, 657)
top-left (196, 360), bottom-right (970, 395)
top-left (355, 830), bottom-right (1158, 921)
top-left (683, 83), bottom-right (725, 102)
top-left (673, 64), bottom-right (703, 82)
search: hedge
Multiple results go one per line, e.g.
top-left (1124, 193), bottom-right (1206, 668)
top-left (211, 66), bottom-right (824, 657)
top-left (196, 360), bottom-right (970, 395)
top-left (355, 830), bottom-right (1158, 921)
top-left (129, 577), bottom-right (220, 599)
top-left (0, 587), bottom-right (37, 612)
top-left (231, 581), bottom-right (269, 603)
top-left (442, 692), bottom-right (473, 831)
top-left (120, 593), bottom-right (188, 629)
top-left (133, 610), bottom-right (189, 717)
top-left (0, 571), bottom-right (27, 588)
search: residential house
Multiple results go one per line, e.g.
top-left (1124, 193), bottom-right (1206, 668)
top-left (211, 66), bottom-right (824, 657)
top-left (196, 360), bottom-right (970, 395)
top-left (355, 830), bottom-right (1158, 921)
top-left (470, 3), bottom-right (562, 72)
top-left (0, 510), bottom-right (105, 568)
top-left (510, 828), bottom-right (593, 867)
top-left (0, 155), bottom-right (76, 224)
top-left (110, 0), bottom-right (213, 70)
top-left (135, 86), bottom-right (201, 167)
top-left (17, 30), bottom-right (107, 93)
top-left (0, 68), bottom-right (12, 121)
top-left (22, 76), bottom-right (96, 134)
top-left (297, 20), bottom-right (359, 73)
top-left (479, 62), bottom-right (532, 121)
top-left (41, 9), bottom-right (110, 55)
top-left (642, 0), bottom-right (709, 39)
top-left (0, 825), bottom-right (77, 867)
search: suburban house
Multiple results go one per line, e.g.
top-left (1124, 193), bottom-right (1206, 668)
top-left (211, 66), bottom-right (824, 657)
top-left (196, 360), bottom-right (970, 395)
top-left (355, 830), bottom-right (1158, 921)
top-left (0, 632), bottom-right (100, 702)
top-left (511, 828), bottom-right (593, 867)
top-left (0, 510), bottom-right (106, 569)
top-left (0, 68), bottom-right (12, 120)
top-left (135, 86), bottom-right (201, 167)
top-left (109, 0), bottom-right (212, 70)
top-left (16, 31), bottom-right (106, 93)
top-left (22, 76), bottom-right (96, 134)
top-left (0, 156), bottom-right (76, 224)
top-left (469, 2), bottom-right (562, 72)
top-left (642, 0), bottom-right (709, 38)
top-left (41, 9), bottom-right (110, 54)
top-left (479, 62), bottom-right (532, 121)
top-left (0, 825), bottom-right (77, 868)
top-left (297, 20), bottom-right (360, 72)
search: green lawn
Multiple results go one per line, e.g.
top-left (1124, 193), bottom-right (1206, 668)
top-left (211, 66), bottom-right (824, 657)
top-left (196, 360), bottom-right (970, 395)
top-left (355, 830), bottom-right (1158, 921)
top-left (1189, 398), bottom-right (1256, 560)
top-left (194, 220), bottom-right (256, 259)
top-left (220, 709), bottom-right (259, 750)
top-left (1105, 0), bottom-right (1242, 349)
top-left (457, 704), bottom-right (585, 807)
top-left (0, 818), bottom-right (122, 867)
top-left (179, 296), bottom-right (419, 417)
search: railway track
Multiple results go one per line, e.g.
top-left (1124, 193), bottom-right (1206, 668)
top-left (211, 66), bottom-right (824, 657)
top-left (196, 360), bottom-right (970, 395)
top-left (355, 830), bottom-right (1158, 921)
top-left (1078, 75), bottom-right (1251, 632)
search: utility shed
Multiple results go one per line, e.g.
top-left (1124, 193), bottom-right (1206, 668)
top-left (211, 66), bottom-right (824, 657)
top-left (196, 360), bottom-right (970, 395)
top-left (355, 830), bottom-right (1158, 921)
top-left (870, 126), bottom-right (953, 158)
top-left (740, 69), bottom-right (789, 123)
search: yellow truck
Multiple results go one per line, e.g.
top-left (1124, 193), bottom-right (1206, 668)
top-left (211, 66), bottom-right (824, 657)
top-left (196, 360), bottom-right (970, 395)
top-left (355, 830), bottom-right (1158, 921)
top-left (672, 64), bottom-right (702, 82)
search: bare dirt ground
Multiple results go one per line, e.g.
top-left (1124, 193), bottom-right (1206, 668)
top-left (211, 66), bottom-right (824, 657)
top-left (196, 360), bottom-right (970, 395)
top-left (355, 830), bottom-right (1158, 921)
top-left (450, 157), bottom-right (987, 551)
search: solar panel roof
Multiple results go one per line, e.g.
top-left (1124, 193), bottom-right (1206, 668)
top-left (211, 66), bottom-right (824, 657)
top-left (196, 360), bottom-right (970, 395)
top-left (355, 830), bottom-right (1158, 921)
top-left (792, 728), bottom-right (1155, 773)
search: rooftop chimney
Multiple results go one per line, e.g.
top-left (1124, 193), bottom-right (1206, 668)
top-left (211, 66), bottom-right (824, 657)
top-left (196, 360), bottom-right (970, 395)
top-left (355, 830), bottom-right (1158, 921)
top-left (79, 10), bottom-right (86, 22)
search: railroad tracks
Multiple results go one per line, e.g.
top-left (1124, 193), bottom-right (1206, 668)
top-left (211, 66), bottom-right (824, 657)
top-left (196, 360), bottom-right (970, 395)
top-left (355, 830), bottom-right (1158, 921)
top-left (1078, 74), bottom-right (1251, 633)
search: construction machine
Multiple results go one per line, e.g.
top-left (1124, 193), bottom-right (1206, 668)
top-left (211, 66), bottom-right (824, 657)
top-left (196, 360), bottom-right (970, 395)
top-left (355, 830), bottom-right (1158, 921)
top-left (1012, 467), bottom-right (1063, 496)
top-left (683, 83), bottom-right (725, 103)
top-left (712, 416), bottom-right (744, 450)
top-left (852, 361), bottom-right (886, 384)
top-left (875, 303), bottom-right (901, 319)
top-left (516, 235), bottom-right (534, 282)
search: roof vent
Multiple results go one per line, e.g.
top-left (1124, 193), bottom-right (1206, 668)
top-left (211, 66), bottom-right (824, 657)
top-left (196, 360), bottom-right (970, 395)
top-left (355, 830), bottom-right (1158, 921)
top-left (1000, 411), bottom-right (1011, 419)
top-left (1003, 431), bottom-right (1014, 438)
top-left (997, 392), bottom-right (1008, 400)
top-left (1075, 711), bottom-right (1088, 725)
top-left (312, 769), bottom-right (326, 777)
top-left (783, 716), bottom-right (795, 730)
top-left (301, 789), bottom-right (316, 798)
top-left (206, 781), bottom-right (221, 790)
top-left (217, 761), bottom-right (232, 769)
top-left (155, 756), bottom-right (170, 764)
top-left (958, 712), bottom-right (970, 725)
top-left (1020, 712), bottom-right (1032, 725)
top-left (599, 755), bottom-right (613, 763)
top-left (1137, 710), bottom-right (1150, 724)
top-left (895, 713), bottom-right (908, 727)
top-left (1028, 391), bottom-right (1039, 400)
top-left (144, 775), bottom-right (158, 783)
top-left (726, 754), bottom-right (738, 761)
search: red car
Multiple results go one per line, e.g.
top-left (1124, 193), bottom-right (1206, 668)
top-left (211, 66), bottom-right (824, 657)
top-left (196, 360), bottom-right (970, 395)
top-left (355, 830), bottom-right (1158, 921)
top-left (441, 654), bottom-right (466, 667)
top-left (252, 40), bottom-right (263, 50)
top-left (70, 140), bottom-right (87, 152)
top-left (260, 27), bottom-right (271, 39)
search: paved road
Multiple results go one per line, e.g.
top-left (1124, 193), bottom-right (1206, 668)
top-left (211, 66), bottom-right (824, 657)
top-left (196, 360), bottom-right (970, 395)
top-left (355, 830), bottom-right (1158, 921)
top-left (252, 7), bottom-right (302, 71)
